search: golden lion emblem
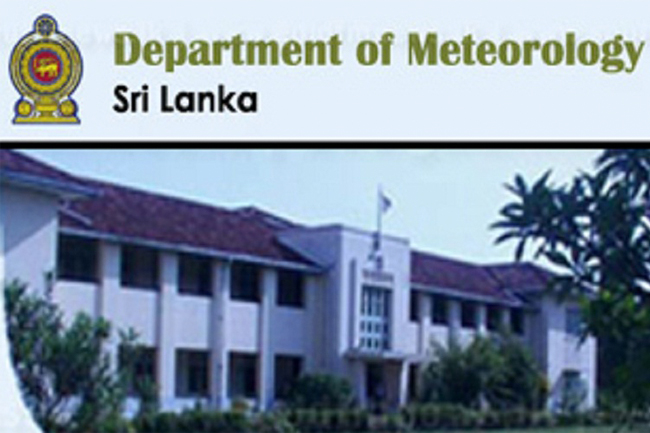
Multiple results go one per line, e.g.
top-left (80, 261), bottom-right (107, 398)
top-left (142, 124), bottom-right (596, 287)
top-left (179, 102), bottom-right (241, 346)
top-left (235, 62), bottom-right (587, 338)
top-left (34, 57), bottom-right (59, 78)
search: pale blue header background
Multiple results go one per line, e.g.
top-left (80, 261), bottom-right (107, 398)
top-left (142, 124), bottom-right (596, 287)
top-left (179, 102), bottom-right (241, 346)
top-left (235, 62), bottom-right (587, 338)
top-left (0, 0), bottom-right (648, 138)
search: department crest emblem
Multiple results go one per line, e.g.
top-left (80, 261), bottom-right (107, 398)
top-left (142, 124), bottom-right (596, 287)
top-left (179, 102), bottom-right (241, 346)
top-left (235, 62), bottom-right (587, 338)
top-left (10, 15), bottom-right (82, 124)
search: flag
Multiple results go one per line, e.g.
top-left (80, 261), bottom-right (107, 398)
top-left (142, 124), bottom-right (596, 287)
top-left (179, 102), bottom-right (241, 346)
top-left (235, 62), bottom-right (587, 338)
top-left (380, 189), bottom-right (392, 214)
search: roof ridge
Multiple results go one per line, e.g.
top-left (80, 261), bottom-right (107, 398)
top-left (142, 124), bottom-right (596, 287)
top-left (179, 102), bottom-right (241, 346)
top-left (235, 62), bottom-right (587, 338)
top-left (411, 248), bottom-right (492, 270)
top-left (0, 149), bottom-right (96, 196)
top-left (77, 175), bottom-right (301, 231)
top-left (1, 149), bottom-right (80, 180)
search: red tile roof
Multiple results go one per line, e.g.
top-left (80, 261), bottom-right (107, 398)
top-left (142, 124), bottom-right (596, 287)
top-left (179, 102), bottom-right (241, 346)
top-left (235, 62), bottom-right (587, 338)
top-left (0, 148), bottom-right (92, 195)
top-left (411, 250), bottom-right (520, 303)
top-left (60, 177), bottom-right (314, 267)
top-left (485, 263), bottom-right (553, 292)
top-left (0, 149), bottom-right (312, 267)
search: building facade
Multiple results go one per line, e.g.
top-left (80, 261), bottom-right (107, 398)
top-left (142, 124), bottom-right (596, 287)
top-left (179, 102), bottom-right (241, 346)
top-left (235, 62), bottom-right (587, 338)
top-left (0, 150), bottom-right (596, 414)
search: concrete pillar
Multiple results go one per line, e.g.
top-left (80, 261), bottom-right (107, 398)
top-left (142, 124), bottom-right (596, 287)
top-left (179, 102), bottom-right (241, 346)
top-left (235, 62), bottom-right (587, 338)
top-left (158, 252), bottom-right (178, 411)
top-left (210, 260), bottom-right (230, 410)
top-left (398, 362), bottom-right (410, 407)
top-left (418, 294), bottom-right (431, 354)
top-left (502, 307), bottom-right (512, 332)
top-left (448, 299), bottom-right (461, 344)
top-left (348, 259), bottom-right (359, 350)
top-left (258, 268), bottom-right (277, 410)
top-left (304, 276), bottom-right (321, 373)
top-left (98, 243), bottom-right (121, 372)
top-left (477, 304), bottom-right (488, 336)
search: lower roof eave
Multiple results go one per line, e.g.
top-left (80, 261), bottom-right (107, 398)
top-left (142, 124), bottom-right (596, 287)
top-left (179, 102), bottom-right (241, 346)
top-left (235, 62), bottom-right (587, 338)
top-left (345, 348), bottom-right (425, 363)
top-left (59, 227), bottom-right (324, 274)
top-left (1, 171), bottom-right (97, 199)
top-left (410, 282), bottom-right (525, 308)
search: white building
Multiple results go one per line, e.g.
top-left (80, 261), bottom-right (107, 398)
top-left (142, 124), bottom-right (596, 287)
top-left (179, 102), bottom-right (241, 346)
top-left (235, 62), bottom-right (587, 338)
top-left (0, 149), bottom-right (596, 414)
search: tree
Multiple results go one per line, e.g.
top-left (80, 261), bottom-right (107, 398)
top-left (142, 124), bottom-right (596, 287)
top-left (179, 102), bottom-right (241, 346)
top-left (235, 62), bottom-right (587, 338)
top-left (419, 338), bottom-right (487, 408)
top-left (418, 334), bottom-right (545, 410)
top-left (5, 280), bottom-right (136, 433)
top-left (484, 333), bottom-right (548, 411)
top-left (492, 149), bottom-right (650, 420)
top-left (285, 374), bottom-right (354, 410)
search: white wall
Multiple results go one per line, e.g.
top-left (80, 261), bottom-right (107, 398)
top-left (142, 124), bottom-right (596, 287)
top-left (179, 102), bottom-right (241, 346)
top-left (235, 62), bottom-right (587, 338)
top-left (1, 185), bottom-right (59, 295)
top-left (52, 281), bottom-right (98, 325)
top-left (0, 182), bottom-right (56, 433)
top-left (174, 296), bottom-right (211, 349)
top-left (542, 295), bottom-right (597, 410)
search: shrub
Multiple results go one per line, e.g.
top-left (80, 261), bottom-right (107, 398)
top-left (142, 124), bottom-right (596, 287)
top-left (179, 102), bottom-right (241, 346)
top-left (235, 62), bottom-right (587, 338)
top-left (485, 334), bottom-right (548, 411)
top-left (287, 409), bottom-right (320, 433)
top-left (530, 411), bottom-right (553, 428)
top-left (403, 405), bottom-right (593, 432)
top-left (285, 374), bottom-right (355, 410)
top-left (5, 281), bottom-right (135, 433)
top-left (419, 340), bottom-right (484, 408)
top-left (370, 413), bottom-right (407, 433)
top-left (286, 408), bottom-right (370, 433)
top-left (134, 409), bottom-right (249, 433)
top-left (97, 414), bottom-right (135, 433)
top-left (481, 409), bottom-right (502, 429)
top-left (251, 413), bottom-right (298, 433)
top-left (231, 397), bottom-right (251, 413)
top-left (419, 334), bottom-right (546, 411)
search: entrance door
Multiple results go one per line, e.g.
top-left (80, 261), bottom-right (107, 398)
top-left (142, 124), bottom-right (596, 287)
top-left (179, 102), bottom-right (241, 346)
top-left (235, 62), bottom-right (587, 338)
top-left (366, 362), bottom-right (386, 413)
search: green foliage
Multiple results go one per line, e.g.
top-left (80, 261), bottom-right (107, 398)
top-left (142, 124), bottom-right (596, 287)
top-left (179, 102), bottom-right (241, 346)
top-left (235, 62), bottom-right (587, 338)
top-left (286, 409), bottom-right (369, 433)
top-left (134, 408), bottom-right (249, 433)
top-left (419, 339), bottom-right (485, 408)
top-left (117, 330), bottom-right (160, 420)
top-left (492, 149), bottom-right (650, 416)
top-left (5, 280), bottom-right (135, 433)
top-left (251, 412), bottom-right (298, 433)
top-left (285, 373), bottom-right (355, 410)
top-left (370, 413), bottom-right (408, 433)
top-left (231, 396), bottom-right (251, 413)
top-left (418, 334), bottom-right (546, 411)
top-left (400, 403), bottom-right (636, 431)
top-left (139, 405), bottom-right (646, 433)
top-left (486, 333), bottom-right (549, 411)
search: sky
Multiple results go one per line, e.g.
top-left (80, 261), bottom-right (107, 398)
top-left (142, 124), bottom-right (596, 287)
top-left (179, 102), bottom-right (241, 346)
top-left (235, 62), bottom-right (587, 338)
top-left (22, 149), bottom-right (602, 265)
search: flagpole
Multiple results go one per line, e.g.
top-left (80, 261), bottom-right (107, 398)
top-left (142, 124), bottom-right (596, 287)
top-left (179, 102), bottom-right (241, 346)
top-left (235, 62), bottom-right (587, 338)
top-left (377, 185), bottom-right (382, 254)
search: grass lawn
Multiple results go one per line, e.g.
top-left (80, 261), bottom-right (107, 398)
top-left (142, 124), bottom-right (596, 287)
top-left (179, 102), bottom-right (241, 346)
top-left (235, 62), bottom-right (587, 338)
top-left (406, 427), bottom-right (631, 433)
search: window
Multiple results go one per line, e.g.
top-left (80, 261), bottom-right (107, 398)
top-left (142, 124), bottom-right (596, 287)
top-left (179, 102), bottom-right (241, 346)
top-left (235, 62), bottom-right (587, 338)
top-left (359, 286), bottom-right (391, 351)
top-left (461, 301), bottom-right (477, 329)
top-left (563, 371), bottom-right (583, 391)
top-left (274, 355), bottom-right (303, 399)
top-left (178, 253), bottom-right (212, 297)
top-left (121, 245), bottom-right (159, 290)
top-left (277, 270), bottom-right (304, 308)
top-left (57, 235), bottom-right (99, 282)
top-left (487, 305), bottom-right (502, 331)
top-left (229, 352), bottom-right (258, 398)
top-left (511, 308), bottom-right (525, 335)
top-left (119, 346), bottom-right (157, 396)
top-left (431, 294), bottom-right (448, 325)
top-left (561, 370), bottom-right (587, 409)
top-left (176, 349), bottom-right (210, 397)
top-left (231, 262), bottom-right (260, 302)
top-left (566, 308), bottom-right (583, 337)
top-left (409, 290), bottom-right (419, 322)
